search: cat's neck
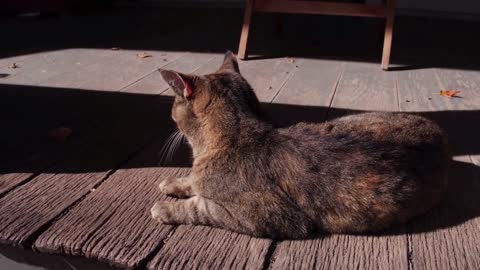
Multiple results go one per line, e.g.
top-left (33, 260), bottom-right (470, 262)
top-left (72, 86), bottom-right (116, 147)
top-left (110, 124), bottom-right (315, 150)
top-left (192, 115), bottom-right (273, 158)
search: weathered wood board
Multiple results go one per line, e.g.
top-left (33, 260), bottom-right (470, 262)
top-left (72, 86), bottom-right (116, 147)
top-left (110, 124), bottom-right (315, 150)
top-left (396, 67), bottom-right (480, 270)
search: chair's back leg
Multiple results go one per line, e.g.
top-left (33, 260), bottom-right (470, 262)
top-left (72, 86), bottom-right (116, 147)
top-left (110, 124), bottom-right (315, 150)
top-left (381, 0), bottom-right (396, 70)
top-left (238, 0), bottom-right (255, 60)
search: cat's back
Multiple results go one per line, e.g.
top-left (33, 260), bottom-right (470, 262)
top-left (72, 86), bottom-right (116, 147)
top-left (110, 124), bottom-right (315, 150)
top-left (276, 112), bottom-right (450, 233)
top-left (282, 112), bottom-right (448, 150)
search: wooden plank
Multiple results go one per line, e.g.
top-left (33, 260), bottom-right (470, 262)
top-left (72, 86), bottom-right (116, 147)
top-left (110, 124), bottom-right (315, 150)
top-left (0, 50), bottom-right (70, 78)
top-left (271, 234), bottom-right (407, 270)
top-left (254, 0), bottom-right (387, 18)
top-left (0, 52), bottom-right (36, 69)
top-left (434, 68), bottom-right (480, 165)
top-left (0, 85), bottom-right (174, 197)
top-left (239, 58), bottom-right (300, 102)
top-left (0, 49), bottom-right (185, 196)
top-left (396, 67), bottom-right (480, 269)
top-left (0, 49), bottom-right (117, 86)
top-left (396, 69), bottom-right (451, 113)
top-left (123, 52), bottom-right (218, 94)
top-left (0, 244), bottom-right (79, 270)
top-left (0, 137), bottom-right (145, 247)
top-left (329, 61), bottom-right (397, 115)
top-left (272, 59), bottom-right (342, 106)
top-left (270, 59), bottom-right (344, 125)
top-left (35, 166), bottom-right (188, 269)
top-left (270, 61), bottom-right (406, 269)
top-left (41, 50), bottom-right (185, 91)
top-left (0, 173), bottom-right (36, 197)
top-left (0, 84), bottom-right (113, 196)
top-left (0, 95), bottom-right (174, 247)
top-left (0, 48), bottom-right (154, 158)
top-left (148, 226), bottom-right (271, 270)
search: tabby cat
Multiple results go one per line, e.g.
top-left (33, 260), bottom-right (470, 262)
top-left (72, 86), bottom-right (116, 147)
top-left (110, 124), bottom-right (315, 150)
top-left (151, 51), bottom-right (450, 239)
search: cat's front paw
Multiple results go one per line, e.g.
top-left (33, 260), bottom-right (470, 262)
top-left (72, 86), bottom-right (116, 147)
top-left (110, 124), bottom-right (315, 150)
top-left (158, 178), bottom-right (175, 192)
top-left (158, 177), bottom-right (192, 198)
top-left (151, 201), bottom-right (175, 224)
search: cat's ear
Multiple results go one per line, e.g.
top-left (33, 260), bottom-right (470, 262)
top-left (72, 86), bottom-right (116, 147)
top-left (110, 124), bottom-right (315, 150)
top-left (159, 69), bottom-right (195, 99)
top-left (217, 50), bottom-right (240, 73)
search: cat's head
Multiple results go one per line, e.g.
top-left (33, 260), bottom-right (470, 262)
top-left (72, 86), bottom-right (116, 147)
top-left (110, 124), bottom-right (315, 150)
top-left (159, 51), bottom-right (263, 149)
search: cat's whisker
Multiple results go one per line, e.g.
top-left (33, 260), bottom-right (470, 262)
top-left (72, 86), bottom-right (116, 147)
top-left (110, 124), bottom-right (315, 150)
top-left (166, 131), bottom-right (183, 163)
top-left (158, 131), bottom-right (179, 165)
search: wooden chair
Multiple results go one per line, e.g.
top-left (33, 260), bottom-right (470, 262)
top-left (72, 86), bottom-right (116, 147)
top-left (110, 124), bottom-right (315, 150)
top-left (238, 0), bottom-right (396, 70)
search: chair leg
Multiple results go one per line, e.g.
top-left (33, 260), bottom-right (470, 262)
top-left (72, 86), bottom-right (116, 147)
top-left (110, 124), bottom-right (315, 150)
top-left (238, 0), bottom-right (255, 60)
top-left (381, 0), bottom-right (396, 70)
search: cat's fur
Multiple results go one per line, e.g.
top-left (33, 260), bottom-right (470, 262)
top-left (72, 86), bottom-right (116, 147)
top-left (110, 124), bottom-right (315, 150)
top-left (151, 51), bottom-right (450, 239)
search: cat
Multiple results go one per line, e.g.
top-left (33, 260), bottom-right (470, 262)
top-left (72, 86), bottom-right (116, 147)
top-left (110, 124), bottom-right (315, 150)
top-left (151, 51), bottom-right (450, 239)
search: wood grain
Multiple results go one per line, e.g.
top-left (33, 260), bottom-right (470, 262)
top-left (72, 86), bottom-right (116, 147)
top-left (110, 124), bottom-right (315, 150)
top-left (0, 49), bottom-right (116, 87)
top-left (270, 59), bottom-right (343, 125)
top-left (35, 167), bottom-right (189, 269)
top-left (239, 58), bottom-right (300, 102)
top-left (273, 59), bottom-right (343, 106)
top-left (41, 50), bottom-right (185, 91)
top-left (0, 96), bottom-right (174, 247)
top-left (331, 62), bottom-right (397, 112)
top-left (271, 234), bottom-right (407, 270)
top-left (148, 225), bottom-right (271, 270)
top-left (123, 52), bottom-right (218, 94)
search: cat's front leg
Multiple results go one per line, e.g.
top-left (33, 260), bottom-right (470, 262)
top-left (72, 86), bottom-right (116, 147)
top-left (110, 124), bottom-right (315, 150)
top-left (151, 196), bottom-right (236, 228)
top-left (158, 176), bottom-right (194, 198)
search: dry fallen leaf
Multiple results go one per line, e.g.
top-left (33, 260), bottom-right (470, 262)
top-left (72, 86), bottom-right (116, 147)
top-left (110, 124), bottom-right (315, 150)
top-left (111, 47), bottom-right (121, 50)
top-left (9, 63), bottom-right (18, 69)
top-left (440, 90), bottom-right (461, 98)
top-left (136, 52), bottom-right (152, 59)
top-left (48, 127), bottom-right (73, 142)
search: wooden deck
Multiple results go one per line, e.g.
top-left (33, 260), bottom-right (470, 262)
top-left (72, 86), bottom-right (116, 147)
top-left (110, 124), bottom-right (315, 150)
top-left (1, 7), bottom-right (480, 270)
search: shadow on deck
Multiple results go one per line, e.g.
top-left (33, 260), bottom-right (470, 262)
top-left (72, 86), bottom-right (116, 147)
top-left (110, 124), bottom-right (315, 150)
top-left (1, 7), bottom-right (480, 71)
top-left (1, 5), bottom-right (480, 270)
top-left (0, 83), bottom-right (479, 239)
